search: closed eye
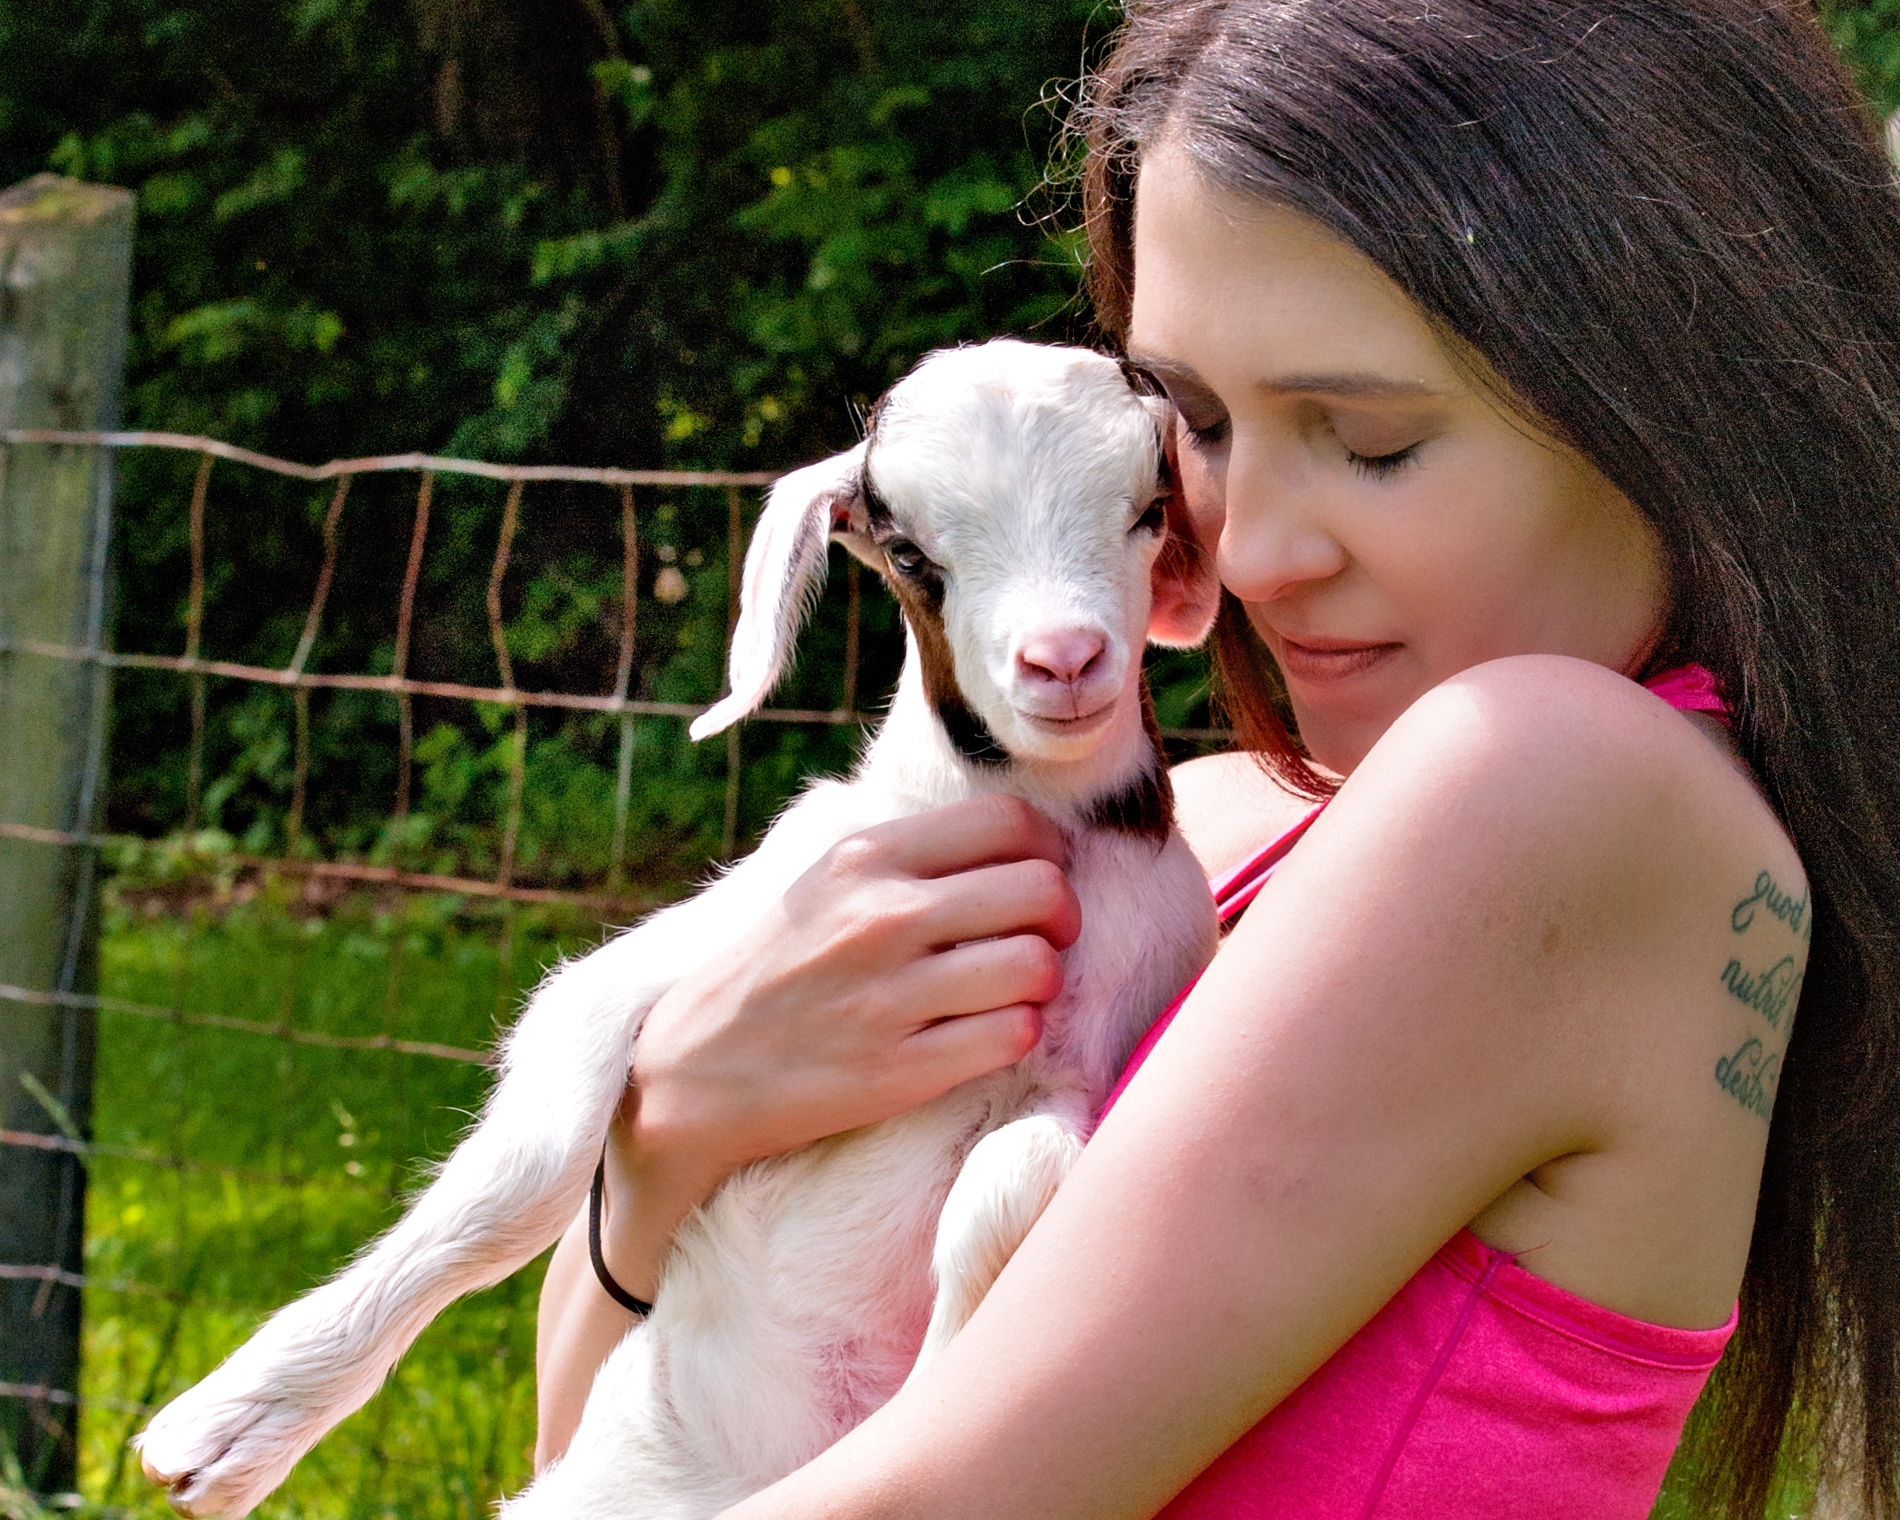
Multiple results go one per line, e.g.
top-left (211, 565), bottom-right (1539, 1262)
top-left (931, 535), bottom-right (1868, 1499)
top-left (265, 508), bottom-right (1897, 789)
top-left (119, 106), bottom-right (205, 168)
top-left (1179, 413), bottom-right (1229, 450)
top-left (1345, 443), bottom-right (1422, 479)
top-left (1132, 499), bottom-right (1165, 535)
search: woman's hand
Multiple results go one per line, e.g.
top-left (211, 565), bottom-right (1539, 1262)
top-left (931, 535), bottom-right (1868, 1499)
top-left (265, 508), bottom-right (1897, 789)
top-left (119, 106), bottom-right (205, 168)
top-left (625, 791), bottom-right (1083, 1200)
top-left (537, 793), bottom-right (1081, 1467)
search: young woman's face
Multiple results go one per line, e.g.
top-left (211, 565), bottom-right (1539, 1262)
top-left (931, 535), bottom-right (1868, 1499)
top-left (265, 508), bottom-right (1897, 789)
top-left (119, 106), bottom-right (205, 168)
top-left (1128, 144), bottom-right (1668, 774)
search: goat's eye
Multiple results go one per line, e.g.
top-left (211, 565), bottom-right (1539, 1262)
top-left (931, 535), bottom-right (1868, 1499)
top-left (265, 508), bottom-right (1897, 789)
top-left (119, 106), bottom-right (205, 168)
top-left (1132, 499), bottom-right (1165, 536)
top-left (885, 539), bottom-right (932, 577)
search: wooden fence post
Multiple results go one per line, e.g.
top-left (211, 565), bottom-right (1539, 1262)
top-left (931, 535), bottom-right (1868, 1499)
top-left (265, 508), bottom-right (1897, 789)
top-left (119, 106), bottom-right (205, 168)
top-left (0, 174), bottom-right (134, 1495)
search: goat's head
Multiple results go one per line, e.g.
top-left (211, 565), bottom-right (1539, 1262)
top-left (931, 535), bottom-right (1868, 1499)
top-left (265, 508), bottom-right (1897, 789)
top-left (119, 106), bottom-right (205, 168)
top-left (689, 340), bottom-right (1219, 764)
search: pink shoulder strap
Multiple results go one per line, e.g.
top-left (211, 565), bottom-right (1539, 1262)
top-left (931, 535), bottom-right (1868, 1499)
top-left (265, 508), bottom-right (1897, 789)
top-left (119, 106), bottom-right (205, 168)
top-left (1208, 804), bottom-right (1326, 920)
top-left (1643, 662), bottom-right (1729, 721)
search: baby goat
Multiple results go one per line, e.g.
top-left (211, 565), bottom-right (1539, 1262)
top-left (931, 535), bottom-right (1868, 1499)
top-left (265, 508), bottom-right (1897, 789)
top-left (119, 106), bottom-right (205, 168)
top-left (136, 339), bottom-right (1222, 1519)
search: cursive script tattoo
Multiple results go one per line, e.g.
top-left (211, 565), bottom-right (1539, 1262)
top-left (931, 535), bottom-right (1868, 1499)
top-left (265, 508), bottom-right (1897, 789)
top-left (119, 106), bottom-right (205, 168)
top-left (1714, 1036), bottom-right (1779, 1124)
top-left (1731, 870), bottom-right (1810, 941)
top-left (1719, 955), bottom-right (1804, 1030)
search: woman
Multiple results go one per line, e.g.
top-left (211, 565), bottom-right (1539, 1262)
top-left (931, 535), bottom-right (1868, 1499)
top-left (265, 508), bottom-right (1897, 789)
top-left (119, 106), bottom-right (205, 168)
top-left (537, 2), bottom-right (1900, 1514)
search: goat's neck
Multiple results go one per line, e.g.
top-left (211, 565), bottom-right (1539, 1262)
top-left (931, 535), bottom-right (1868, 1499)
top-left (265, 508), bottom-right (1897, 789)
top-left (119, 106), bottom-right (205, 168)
top-left (856, 647), bottom-right (1163, 830)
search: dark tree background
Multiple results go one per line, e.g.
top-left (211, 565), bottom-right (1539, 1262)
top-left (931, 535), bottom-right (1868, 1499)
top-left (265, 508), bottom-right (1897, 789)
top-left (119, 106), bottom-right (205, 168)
top-left (0, 0), bottom-right (1892, 883)
top-left (0, 0), bottom-right (1127, 884)
top-left (6, 0), bottom-right (1105, 468)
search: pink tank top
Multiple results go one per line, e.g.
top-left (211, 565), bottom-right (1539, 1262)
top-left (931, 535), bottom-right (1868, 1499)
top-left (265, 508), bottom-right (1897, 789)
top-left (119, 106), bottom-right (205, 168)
top-left (1103, 665), bottom-right (1737, 1520)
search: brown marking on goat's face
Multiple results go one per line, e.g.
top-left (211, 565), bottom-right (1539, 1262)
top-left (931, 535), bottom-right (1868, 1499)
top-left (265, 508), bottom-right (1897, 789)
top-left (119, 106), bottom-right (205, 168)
top-left (863, 444), bottom-right (1008, 767)
top-left (1080, 683), bottom-right (1174, 845)
top-left (880, 547), bottom-right (1010, 768)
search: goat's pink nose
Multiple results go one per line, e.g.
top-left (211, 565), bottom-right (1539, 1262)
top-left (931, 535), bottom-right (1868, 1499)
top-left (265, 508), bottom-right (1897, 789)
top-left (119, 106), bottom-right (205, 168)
top-left (1017, 628), bottom-right (1108, 687)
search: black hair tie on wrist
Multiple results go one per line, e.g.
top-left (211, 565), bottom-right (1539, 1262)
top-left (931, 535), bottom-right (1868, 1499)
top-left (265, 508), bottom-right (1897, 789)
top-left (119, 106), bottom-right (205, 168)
top-left (589, 1153), bottom-right (654, 1318)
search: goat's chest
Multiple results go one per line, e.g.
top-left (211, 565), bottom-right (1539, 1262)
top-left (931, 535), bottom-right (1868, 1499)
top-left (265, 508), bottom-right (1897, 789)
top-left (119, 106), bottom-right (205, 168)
top-left (702, 825), bottom-right (1214, 1294)
top-left (1032, 826), bottom-right (1220, 1096)
top-left (655, 826), bottom-right (1217, 1450)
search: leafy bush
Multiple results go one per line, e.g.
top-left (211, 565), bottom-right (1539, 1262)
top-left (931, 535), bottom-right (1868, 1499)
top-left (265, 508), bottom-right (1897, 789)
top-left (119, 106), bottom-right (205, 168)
top-left (0, 0), bottom-right (1227, 880)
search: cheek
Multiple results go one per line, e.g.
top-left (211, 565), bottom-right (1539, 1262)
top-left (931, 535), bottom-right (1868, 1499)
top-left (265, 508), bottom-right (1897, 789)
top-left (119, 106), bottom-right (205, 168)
top-left (1385, 455), bottom-right (1661, 664)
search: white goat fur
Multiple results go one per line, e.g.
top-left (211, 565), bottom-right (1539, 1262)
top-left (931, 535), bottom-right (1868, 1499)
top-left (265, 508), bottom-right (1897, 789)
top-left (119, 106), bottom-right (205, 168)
top-left (135, 339), bottom-right (1222, 1519)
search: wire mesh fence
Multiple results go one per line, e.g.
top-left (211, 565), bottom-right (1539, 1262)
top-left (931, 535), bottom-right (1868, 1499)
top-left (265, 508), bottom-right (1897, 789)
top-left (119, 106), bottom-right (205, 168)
top-left (0, 429), bottom-right (1224, 1516)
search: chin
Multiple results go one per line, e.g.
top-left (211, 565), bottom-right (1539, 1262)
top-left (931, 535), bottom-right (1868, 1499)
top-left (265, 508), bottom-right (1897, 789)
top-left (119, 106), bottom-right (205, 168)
top-left (1000, 704), bottom-right (1120, 763)
top-left (1282, 660), bottom-right (1439, 778)
top-left (1285, 707), bottom-right (1382, 779)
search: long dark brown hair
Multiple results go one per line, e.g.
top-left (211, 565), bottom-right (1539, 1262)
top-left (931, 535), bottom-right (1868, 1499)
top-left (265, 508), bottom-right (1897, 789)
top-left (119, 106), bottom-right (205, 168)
top-left (1077, 2), bottom-right (1900, 1513)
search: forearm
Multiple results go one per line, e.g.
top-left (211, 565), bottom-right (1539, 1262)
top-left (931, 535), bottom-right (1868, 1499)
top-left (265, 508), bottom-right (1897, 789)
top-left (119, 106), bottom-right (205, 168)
top-left (534, 1212), bottom-right (631, 1467)
top-left (707, 1101), bottom-right (1317, 1520)
top-left (534, 1126), bottom-right (730, 1467)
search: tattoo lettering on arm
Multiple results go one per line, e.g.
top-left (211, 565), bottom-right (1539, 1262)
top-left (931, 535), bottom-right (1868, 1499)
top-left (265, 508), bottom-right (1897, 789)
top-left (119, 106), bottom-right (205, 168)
top-left (1712, 867), bottom-right (1808, 1125)
top-left (1714, 1037), bottom-right (1780, 1124)
top-left (1717, 955), bottom-right (1802, 1030)
top-left (1730, 870), bottom-right (1810, 942)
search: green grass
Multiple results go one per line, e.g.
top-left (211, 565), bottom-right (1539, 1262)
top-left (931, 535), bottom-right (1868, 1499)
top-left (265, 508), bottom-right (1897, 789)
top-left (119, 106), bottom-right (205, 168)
top-left (75, 883), bottom-right (616, 1519)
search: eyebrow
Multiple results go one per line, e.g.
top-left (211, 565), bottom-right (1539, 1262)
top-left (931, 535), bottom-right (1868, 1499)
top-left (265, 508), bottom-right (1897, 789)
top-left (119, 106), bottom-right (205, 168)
top-left (1126, 348), bottom-right (1448, 402)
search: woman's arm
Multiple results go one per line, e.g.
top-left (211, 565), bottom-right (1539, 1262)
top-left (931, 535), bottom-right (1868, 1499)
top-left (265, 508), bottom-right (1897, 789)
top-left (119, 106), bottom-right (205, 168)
top-left (535, 792), bottom-right (1087, 1462)
top-left (714, 658), bottom-right (1789, 1519)
top-left (534, 1097), bottom-right (726, 1466)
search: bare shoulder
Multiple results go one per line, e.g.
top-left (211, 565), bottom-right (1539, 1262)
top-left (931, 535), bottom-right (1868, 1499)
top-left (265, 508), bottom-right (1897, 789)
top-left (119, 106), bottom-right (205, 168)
top-left (1320, 653), bottom-right (1805, 1039)
top-left (1297, 654), bottom-right (1805, 1325)
top-left (1357, 654), bottom-right (1785, 855)
top-left (1174, 654), bottom-right (1791, 894)
top-left (1169, 750), bottom-right (1319, 878)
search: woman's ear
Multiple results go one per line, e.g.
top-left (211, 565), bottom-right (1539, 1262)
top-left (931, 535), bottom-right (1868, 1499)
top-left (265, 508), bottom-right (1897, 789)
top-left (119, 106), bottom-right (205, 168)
top-left (690, 442), bottom-right (868, 740)
top-left (1146, 425), bottom-right (1220, 648)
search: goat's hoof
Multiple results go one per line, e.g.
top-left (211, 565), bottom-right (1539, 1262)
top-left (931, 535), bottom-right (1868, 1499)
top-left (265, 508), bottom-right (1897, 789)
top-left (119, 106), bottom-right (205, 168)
top-left (135, 1378), bottom-right (317, 1520)
top-left (134, 1449), bottom-right (221, 1519)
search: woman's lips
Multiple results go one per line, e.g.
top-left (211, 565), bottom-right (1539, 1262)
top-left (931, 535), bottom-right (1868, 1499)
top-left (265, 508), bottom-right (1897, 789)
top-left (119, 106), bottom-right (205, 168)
top-left (1273, 636), bottom-right (1402, 683)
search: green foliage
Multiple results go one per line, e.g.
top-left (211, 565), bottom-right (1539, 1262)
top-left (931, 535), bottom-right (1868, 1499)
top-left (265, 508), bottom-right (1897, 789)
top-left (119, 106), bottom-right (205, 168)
top-left (1825, 0), bottom-right (1900, 111)
top-left (0, 2), bottom-right (1892, 881)
top-left (0, 0), bottom-right (1221, 882)
top-left (1, 1445), bottom-right (66, 1519)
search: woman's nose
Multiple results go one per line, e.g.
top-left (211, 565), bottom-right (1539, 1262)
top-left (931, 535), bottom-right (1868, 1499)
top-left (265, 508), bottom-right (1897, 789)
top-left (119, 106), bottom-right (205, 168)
top-left (1214, 442), bottom-right (1349, 603)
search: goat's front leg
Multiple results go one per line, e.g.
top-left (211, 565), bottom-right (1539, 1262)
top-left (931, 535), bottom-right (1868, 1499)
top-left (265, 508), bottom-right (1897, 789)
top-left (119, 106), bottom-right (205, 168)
top-left (900, 1094), bottom-right (1089, 1389)
top-left (133, 919), bottom-right (692, 1520)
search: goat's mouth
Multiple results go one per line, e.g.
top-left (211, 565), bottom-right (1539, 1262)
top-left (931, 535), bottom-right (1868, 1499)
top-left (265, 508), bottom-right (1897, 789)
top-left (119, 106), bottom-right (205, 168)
top-left (1017, 702), bottom-right (1117, 739)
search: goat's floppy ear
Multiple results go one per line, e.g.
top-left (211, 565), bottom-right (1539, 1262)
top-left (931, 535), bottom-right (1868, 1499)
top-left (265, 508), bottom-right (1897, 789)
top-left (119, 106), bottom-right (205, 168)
top-left (689, 442), bottom-right (867, 741)
top-left (1146, 419), bottom-right (1221, 648)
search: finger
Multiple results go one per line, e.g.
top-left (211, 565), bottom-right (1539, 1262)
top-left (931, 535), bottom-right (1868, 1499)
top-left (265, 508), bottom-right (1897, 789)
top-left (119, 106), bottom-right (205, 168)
top-left (859, 793), bottom-right (1069, 880)
top-left (913, 857), bottom-right (1082, 951)
top-left (902, 933), bottom-right (1067, 1022)
top-left (898, 1002), bottom-right (1045, 1096)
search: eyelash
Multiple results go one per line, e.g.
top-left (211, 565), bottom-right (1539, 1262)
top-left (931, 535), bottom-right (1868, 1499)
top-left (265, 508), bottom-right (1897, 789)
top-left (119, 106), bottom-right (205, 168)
top-left (1346, 444), bottom-right (1422, 479)
top-left (1180, 415), bottom-right (1228, 449)
top-left (1186, 421), bottom-right (1420, 480)
top-left (1161, 384), bottom-right (1423, 479)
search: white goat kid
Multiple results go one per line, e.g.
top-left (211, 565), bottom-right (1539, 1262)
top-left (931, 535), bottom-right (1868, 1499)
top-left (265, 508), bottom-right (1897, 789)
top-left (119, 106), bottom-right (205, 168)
top-left (136, 338), bottom-right (1221, 1520)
